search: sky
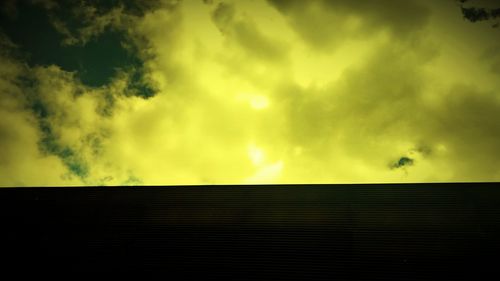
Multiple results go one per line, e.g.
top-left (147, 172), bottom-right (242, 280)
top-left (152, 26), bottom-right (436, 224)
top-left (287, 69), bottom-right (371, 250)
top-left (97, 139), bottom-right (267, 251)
top-left (0, 0), bottom-right (500, 186)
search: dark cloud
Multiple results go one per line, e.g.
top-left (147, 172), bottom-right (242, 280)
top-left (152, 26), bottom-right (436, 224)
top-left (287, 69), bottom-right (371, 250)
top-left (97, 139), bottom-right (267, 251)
top-left (123, 175), bottom-right (142, 185)
top-left (481, 45), bottom-right (500, 74)
top-left (267, 0), bottom-right (430, 49)
top-left (279, 38), bottom-right (435, 159)
top-left (212, 2), bottom-right (235, 32)
top-left (211, 2), bottom-right (288, 62)
top-left (422, 85), bottom-right (500, 180)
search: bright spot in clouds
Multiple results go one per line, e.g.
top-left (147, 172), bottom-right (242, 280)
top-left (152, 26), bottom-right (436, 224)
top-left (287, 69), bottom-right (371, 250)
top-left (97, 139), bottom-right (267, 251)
top-left (248, 144), bottom-right (265, 166)
top-left (246, 161), bottom-right (284, 184)
top-left (237, 93), bottom-right (270, 110)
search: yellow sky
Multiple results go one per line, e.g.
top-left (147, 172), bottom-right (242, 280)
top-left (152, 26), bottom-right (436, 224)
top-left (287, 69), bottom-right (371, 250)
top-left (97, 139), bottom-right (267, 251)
top-left (1, 0), bottom-right (500, 186)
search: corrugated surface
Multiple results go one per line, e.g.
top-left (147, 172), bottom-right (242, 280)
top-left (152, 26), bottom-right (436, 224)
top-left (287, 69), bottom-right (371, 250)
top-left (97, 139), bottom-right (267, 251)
top-left (1, 183), bottom-right (499, 280)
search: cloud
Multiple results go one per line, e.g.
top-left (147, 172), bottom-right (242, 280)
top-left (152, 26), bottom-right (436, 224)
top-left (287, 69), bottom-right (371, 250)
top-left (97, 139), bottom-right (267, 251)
top-left (421, 84), bottom-right (500, 180)
top-left (0, 49), bottom-right (81, 186)
top-left (1, 0), bottom-right (500, 186)
top-left (266, 0), bottom-right (430, 50)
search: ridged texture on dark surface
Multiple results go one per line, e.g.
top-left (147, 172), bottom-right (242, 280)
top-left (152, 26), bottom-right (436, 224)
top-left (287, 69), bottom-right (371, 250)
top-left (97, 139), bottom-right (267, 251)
top-left (1, 183), bottom-right (499, 280)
